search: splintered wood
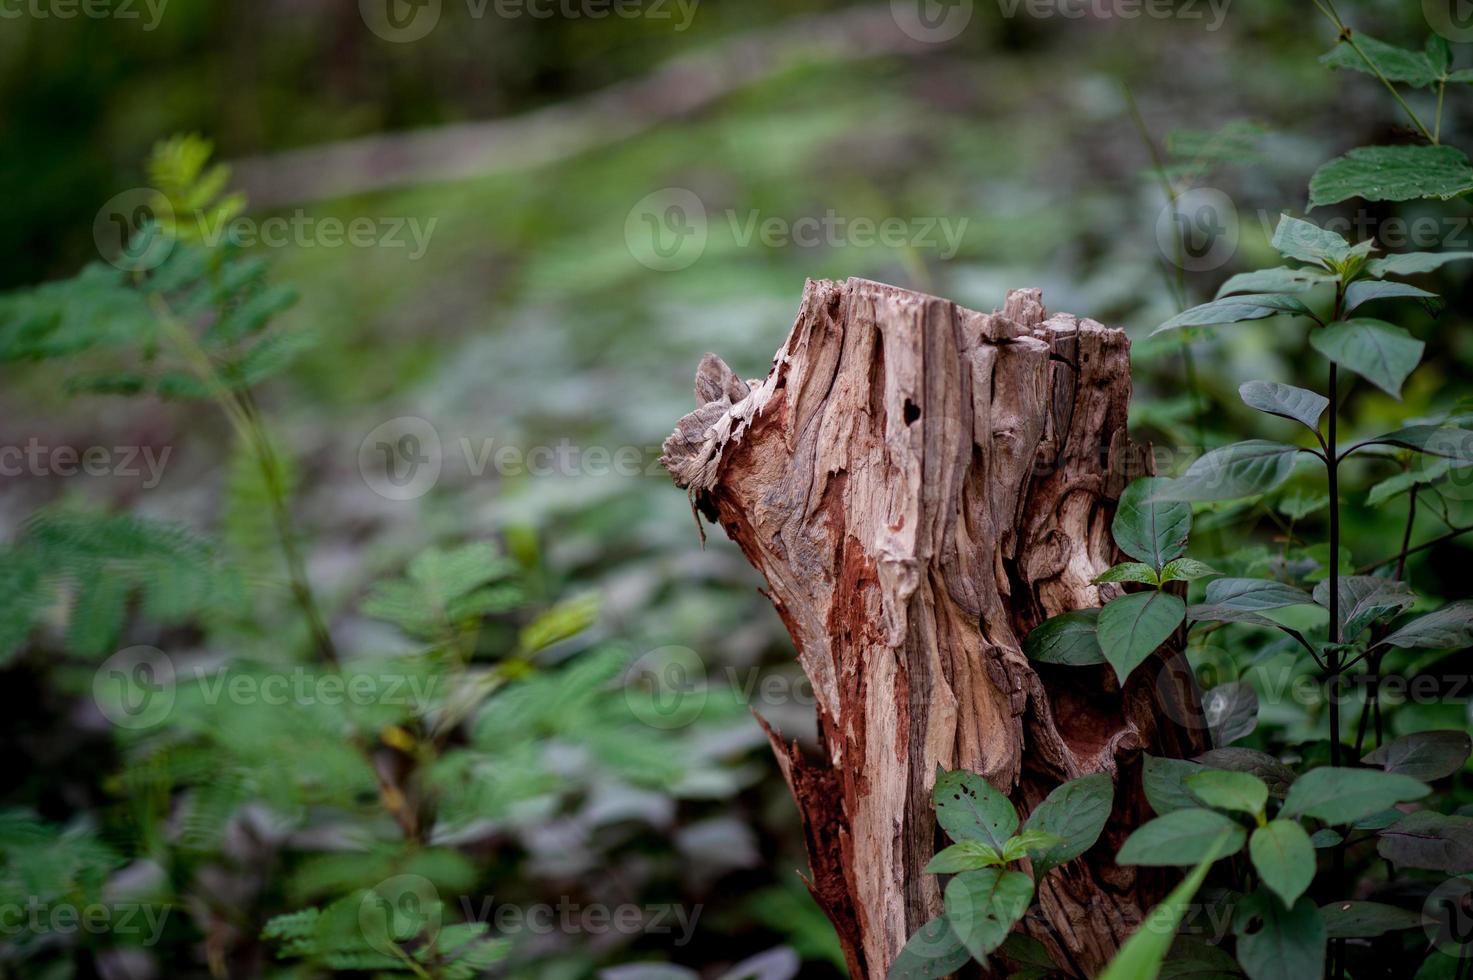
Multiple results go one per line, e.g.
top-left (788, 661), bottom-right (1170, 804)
top-left (662, 278), bottom-right (1205, 978)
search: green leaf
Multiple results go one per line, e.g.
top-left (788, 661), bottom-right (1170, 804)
top-left (1270, 214), bottom-right (1361, 266)
top-left (1152, 294), bottom-right (1314, 337)
top-left (1187, 769), bottom-right (1268, 815)
top-left (997, 934), bottom-right (1059, 979)
top-left (1344, 279), bottom-right (1442, 314)
top-left (1378, 600), bottom-right (1473, 650)
top-left (1277, 489), bottom-right (1330, 519)
top-left (1363, 730), bottom-right (1472, 780)
top-left (1309, 318), bottom-right (1424, 399)
top-left (1320, 33), bottom-right (1440, 88)
top-left (1310, 145), bottom-right (1473, 207)
top-left (1376, 810), bottom-right (1473, 871)
top-left (1427, 35), bottom-right (1452, 75)
top-left (1022, 772), bottom-right (1114, 876)
top-left (1159, 558), bottom-right (1219, 583)
top-left (943, 868), bottom-right (1034, 962)
top-left (1366, 250), bottom-right (1473, 277)
top-left (1250, 820), bottom-right (1316, 908)
top-left (1203, 577), bottom-right (1315, 611)
top-left (934, 769), bottom-right (1018, 850)
top-left (1094, 562), bottom-right (1159, 585)
top-left (1023, 610), bottom-right (1105, 666)
top-left (1311, 575), bottom-right (1415, 640)
top-left (1309, 828), bottom-right (1343, 848)
top-left (1203, 681), bottom-right (1259, 746)
top-left (1116, 808), bottom-right (1246, 866)
top-left (1351, 425), bottom-right (1473, 466)
top-left (1153, 441), bottom-right (1302, 502)
top-left (1319, 900), bottom-right (1424, 939)
top-left (1216, 267), bottom-right (1336, 297)
top-left (1098, 592), bottom-right (1186, 684)
top-left (1234, 893), bottom-right (1327, 980)
top-left (1280, 767), bottom-right (1431, 824)
top-left (1112, 477), bottom-right (1192, 570)
top-left (925, 840), bottom-right (1003, 873)
top-left (1143, 754), bottom-right (1205, 815)
top-left (1239, 381), bottom-right (1328, 433)
top-left (1001, 829), bottom-right (1063, 864)
top-left (1196, 748), bottom-right (1296, 797)
top-left (1098, 833), bottom-right (1233, 980)
top-left (887, 916), bottom-right (972, 980)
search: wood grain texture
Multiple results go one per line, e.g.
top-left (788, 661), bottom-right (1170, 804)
top-left (663, 278), bottom-right (1207, 978)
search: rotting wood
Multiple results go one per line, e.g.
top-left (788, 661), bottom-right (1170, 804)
top-left (662, 277), bottom-right (1208, 978)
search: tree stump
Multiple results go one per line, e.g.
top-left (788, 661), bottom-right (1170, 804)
top-left (661, 278), bottom-right (1207, 978)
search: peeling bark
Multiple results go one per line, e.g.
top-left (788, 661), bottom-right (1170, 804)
top-left (662, 278), bottom-right (1207, 978)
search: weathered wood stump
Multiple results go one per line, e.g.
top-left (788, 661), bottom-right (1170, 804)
top-left (661, 278), bottom-right (1207, 978)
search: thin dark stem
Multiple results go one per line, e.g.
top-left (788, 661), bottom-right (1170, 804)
top-left (1326, 294), bottom-right (1347, 980)
top-left (1356, 521), bottom-right (1473, 574)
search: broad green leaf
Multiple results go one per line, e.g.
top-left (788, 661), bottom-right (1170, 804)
top-left (1309, 828), bottom-right (1343, 848)
top-left (1234, 893), bottom-right (1326, 980)
top-left (1344, 279), bottom-right (1442, 314)
top-left (1280, 767), bottom-right (1431, 824)
top-left (1277, 489), bottom-right (1330, 519)
top-left (1311, 575), bottom-right (1415, 640)
top-left (1366, 250), bottom-right (1473, 277)
top-left (1319, 901), bottom-right (1424, 939)
top-left (1310, 145), bottom-right (1473, 207)
top-left (1427, 35), bottom-right (1452, 75)
top-left (1160, 558), bottom-right (1219, 583)
top-left (1001, 829), bottom-right (1062, 864)
top-left (887, 915), bottom-right (972, 980)
top-left (1196, 748), bottom-right (1295, 797)
top-left (997, 934), bottom-right (1059, 979)
top-left (1098, 592), bottom-right (1186, 683)
top-left (1250, 820), bottom-right (1316, 907)
top-left (934, 769), bottom-right (1018, 850)
top-left (1270, 214), bottom-right (1360, 266)
top-left (1216, 266), bottom-right (1335, 297)
top-left (1379, 600), bottom-right (1473, 650)
top-left (1187, 769), bottom-right (1268, 815)
top-left (1203, 681), bottom-right (1259, 746)
top-left (1376, 810), bottom-right (1473, 871)
top-left (1023, 610), bottom-right (1105, 666)
top-left (1112, 477), bottom-right (1191, 569)
top-left (1152, 294), bottom-right (1314, 337)
top-left (1022, 772), bottom-right (1114, 876)
top-left (1116, 808), bottom-right (1246, 866)
top-left (1309, 318), bottom-right (1424, 399)
top-left (943, 868), bottom-right (1034, 961)
top-left (1094, 562), bottom-right (1159, 585)
top-left (1320, 33), bottom-right (1440, 88)
top-left (1239, 381), bottom-right (1328, 433)
top-left (1363, 730), bottom-right (1472, 780)
top-left (1351, 425), bottom-right (1473, 465)
top-left (1143, 754), bottom-right (1204, 815)
top-left (1367, 460), bottom-right (1451, 506)
top-left (1098, 833), bottom-right (1233, 980)
top-left (924, 840), bottom-right (1002, 873)
top-left (1203, 577), bottom-right (1315, 611)
top-left (1152, 441), bottom-right (1302, 502)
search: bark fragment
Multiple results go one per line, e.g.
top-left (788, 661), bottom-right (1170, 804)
top-left (662, 278), bottom-right (1206, 977)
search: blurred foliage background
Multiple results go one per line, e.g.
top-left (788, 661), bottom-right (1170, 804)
top-left (2, 0), bottom-right (1472, 976)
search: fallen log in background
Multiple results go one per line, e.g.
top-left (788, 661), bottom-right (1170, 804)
top-left (662, 278), bottom-right (1208, 978)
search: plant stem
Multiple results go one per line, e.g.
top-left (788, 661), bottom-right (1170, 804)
top-left (1326, 286), bottom-right (1347, 980)
top-left (1356, 521), bottom-right (1473, 573)
top-left (1309, 0), bottom-right (1437, 143)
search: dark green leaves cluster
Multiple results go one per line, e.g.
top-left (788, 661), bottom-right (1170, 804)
top-left (890, 769), bottom-right (1113, 978)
